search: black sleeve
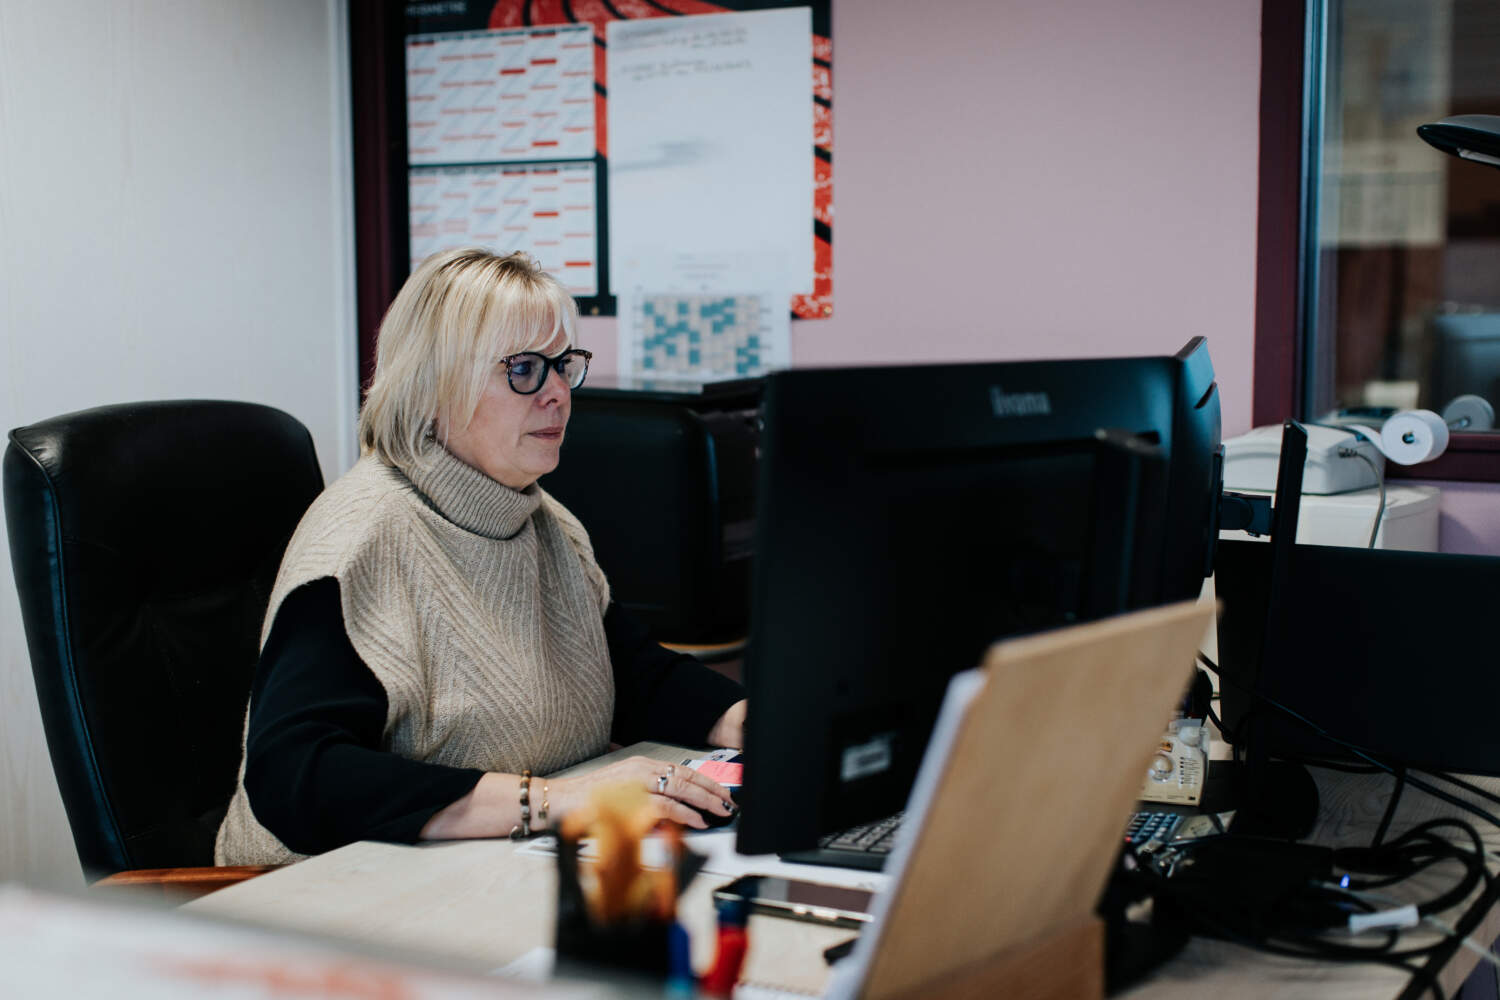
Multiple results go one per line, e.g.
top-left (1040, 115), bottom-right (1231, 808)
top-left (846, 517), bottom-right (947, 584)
top-left (605, 601), bottom-right (746, 748)
top-left (242, 577), bottom-right (485, 855)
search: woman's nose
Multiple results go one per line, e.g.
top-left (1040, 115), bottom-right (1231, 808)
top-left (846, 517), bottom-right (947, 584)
top-left (536, 364), bottom-right (570, 404)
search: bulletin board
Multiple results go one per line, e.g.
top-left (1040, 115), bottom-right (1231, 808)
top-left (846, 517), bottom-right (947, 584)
top-left (354, 0), bottom-right (831, 379)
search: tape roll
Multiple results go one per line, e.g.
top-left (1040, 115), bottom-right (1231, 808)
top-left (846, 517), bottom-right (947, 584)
top-left (1344, 410), bottom-right (1446, 464)
top-left (1442, 394), bottom-right (1495, 432)
top-left (1381, 410), bottom-right (1448, 465)
top-left (1349, 410), bottom-right (1449, 465)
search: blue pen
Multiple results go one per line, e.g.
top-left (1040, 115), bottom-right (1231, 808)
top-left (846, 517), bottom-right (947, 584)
top-left (666, 919), bottom-right (695, 998)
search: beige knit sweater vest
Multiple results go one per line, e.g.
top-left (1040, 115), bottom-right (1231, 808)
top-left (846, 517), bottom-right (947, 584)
top-left (214, 448), bottom-right (614, 865)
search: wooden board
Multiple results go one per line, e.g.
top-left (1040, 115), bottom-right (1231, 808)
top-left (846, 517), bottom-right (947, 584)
top-left (861, 601), bottom-right (1214, 1000)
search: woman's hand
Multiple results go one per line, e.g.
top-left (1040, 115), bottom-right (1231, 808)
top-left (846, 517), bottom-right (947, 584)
top-left (420, 755), bottom-right (737, 840)
top-left (706, 699), bottom-right (747, 749)
top-left (547, 756), bottom-right (736, 831)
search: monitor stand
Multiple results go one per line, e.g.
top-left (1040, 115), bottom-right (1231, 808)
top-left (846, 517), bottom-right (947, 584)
top-left (1202, 758), bottom-right (1319, 840)
top-left (1210, 420), bottom-right (1320, 841)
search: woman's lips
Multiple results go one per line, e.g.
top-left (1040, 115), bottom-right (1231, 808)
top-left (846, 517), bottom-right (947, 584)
top-left (529, 428), bottom-right (564, 440)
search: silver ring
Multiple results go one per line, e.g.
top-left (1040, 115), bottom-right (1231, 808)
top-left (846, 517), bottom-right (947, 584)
top-left (656, 774), bottom-right (669, 794)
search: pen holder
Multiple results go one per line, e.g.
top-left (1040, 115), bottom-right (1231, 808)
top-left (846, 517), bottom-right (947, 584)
top-left (554, 833), bottom-right (671, 976)
top-left (551, 786), bottom-right (706, 979)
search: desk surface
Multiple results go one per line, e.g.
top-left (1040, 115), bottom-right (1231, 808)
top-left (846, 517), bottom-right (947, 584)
top-left (190, 743), bottom-right (1500, 999)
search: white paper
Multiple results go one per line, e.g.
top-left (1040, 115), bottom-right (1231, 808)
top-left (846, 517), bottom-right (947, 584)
top-left (733, 988), bottom-right (813, 1000)
top-left (406, 25), bottom-right (595, 166)
top-left (607, 9), bottom-right (814, 295)
top-left (516, 833), bottom-right (678, 871)
top-left (408, 162), bottom-right (598, 294)
top-left (616, 289), bottom-right (790, 382)
top-left (491, 945), bottom-right (556, 982)
top-left (517, 829), bottom-right (889, 895)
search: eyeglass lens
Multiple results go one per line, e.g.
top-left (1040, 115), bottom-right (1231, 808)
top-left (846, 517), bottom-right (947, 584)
top-left (507, 351), bottom-right (589, 393)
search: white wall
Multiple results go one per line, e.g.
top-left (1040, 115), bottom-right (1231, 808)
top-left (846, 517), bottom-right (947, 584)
top-left (0, 0), bottom-right (357, 887)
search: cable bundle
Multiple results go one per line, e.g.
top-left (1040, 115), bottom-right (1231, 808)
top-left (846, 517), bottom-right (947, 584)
top-left (1138, 652), bottom-right (1500, 999)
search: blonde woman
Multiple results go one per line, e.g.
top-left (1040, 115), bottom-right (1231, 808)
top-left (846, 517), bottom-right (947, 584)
top-left (216, 249), bottom-right (744, 865)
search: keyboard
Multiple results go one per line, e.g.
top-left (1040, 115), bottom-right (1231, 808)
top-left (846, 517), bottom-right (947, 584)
top-left (1125, 809), bottom-right (1182, 847)
top-left (778, 812), bottom-right (904, 872)
top-left (784, 807), bottom-right (1181, 872)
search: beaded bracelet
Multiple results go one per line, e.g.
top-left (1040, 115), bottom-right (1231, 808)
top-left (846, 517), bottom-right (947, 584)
top-left (510, 769), bottom-right (532, 840)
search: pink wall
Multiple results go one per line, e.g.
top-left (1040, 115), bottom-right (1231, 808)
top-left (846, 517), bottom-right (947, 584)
top-left (575, 1), bottom-right (1500, 554)
top-left (1411, 481), bottom-right (1500, 556)
top-left (581, 0), bottom-right (1265, 436)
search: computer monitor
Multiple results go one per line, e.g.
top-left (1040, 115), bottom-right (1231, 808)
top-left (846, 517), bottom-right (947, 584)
top-left (736, 339), bottom-right (1223, 856)
top-left (1424, 311), bottom-right (1500, 415)
top-left (1216, 541), bottom-right (1500, 777)
top-left (542, 377), bottom-right (762, 643)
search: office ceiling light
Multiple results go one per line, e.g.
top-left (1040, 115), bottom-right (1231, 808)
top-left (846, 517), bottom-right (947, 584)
top-left (1417, 114), bottom-right (1500, 169)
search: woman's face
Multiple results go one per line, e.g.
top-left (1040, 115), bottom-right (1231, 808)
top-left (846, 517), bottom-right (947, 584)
top-left (441, 333), bottom-right (572, 490)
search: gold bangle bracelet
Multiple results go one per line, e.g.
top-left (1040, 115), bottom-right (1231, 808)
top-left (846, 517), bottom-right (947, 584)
top-left (537, 783), bottom-right (550, 830)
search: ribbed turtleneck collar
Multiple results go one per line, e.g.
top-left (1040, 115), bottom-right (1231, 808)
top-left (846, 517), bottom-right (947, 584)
top-left (399, 445), bottom-right (541, 540)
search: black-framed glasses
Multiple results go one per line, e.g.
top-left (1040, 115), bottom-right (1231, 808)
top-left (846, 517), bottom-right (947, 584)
top-left (498, 348), bottom-right (592, 395)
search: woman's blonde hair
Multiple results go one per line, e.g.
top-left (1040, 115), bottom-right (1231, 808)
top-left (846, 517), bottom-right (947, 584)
top-left (358, 248), bottom-right (578, 468)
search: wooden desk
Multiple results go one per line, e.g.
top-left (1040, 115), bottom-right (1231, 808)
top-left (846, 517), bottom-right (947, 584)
top-left (189, 744), bottom-right (1500, 998)
top-left (190, 743), bottom-right (850, 995)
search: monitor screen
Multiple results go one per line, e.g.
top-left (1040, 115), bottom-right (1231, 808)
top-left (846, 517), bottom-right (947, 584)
top-left (1425, 312), bottom-right (1500, 416)
top-left (1216, 540), bottom-right (1500, 777)
top-left (735, 339), bottom-right (1222, 856)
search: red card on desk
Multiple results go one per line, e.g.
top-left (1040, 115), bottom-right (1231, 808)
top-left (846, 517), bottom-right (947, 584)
top-left (687, 760), bottom-right (743, 787)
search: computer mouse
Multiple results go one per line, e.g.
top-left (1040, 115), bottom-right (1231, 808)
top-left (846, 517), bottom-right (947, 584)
top-left (691, 787), bottom-right (740, 830)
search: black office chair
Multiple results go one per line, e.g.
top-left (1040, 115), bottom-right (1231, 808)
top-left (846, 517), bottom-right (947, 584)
top-left (3, 400), bottom-right (324, 892)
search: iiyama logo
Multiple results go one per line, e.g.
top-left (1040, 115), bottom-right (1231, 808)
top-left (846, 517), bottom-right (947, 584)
top-left (989, 386), bottom-right (1053, 417)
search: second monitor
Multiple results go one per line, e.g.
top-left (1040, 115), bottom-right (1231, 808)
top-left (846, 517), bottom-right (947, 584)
top-left (736, 338), bottom-right (1223, 858)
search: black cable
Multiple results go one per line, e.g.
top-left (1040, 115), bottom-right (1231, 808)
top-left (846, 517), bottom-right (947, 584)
top-left (1205, 701), bottom-right (1236, 745)
top-left (1374, 766), bottom-right (1407, 847)
top-left (1395, 866), bottom-right (1500, 1000)
top-left (1172, 897), bottom-right (1440, 997)
top-left (1422, 769), bottom-right (1500, 811)
top-left (1298, 757), bottom-right (1386, 775)
top-left (1201, 652), bottom-right (1500, 829)
top-left (1188, 649), bottom-right (1498, 996)
top-left (1195, 650), bottom-right (1500, 834)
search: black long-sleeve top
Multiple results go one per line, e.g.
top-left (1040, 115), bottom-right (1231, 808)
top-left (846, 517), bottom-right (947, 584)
top-left (242, 577), bottom-right (744, 855)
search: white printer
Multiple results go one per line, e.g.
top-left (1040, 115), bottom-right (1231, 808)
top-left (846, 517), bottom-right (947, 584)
top-left (1221, 422), bottom-right (1440, 552)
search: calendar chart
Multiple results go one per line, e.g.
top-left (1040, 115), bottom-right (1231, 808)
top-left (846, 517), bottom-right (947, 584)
top-left (405, 24), bottom-right (595, 166)
top-left (408, 161), bottom-right (597, 295)
top-left (624, 293), bottom-right (787, 381)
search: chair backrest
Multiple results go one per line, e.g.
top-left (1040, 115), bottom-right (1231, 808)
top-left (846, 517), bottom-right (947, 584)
top-left (3, 400), bottom-right (324, 877)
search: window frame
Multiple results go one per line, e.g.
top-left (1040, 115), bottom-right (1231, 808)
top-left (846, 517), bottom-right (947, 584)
top-left (1255, 0), bottom-right (1500, 481)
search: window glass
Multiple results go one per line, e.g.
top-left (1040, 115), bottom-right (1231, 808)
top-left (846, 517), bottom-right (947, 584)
top-left (1311, 0), bottom-right (1500, 431)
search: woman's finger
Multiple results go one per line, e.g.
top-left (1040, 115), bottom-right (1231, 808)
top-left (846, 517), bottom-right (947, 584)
top-left (638, 759), bottom-right (731, 804)
top-left (652, 794), bottom-right (707, 830)
top-left (653, 771), bottom-right (732, 816)
top-left (676, 765), bottom-right (733, 803)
